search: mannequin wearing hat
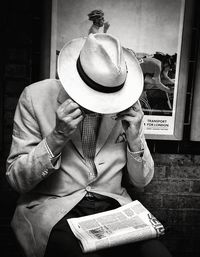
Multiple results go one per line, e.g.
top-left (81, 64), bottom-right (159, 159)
top-left (6, 33), bottom-right (173, 257)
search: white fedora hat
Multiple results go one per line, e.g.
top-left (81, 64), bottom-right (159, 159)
top-left (57, 33), bottom-right (143, 114)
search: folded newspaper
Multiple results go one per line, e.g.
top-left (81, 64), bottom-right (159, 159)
top-left (67, 200), bottom-right (165, 253)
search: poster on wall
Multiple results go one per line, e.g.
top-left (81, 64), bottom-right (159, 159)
top-left (50, 0), bottom-right (193, 140)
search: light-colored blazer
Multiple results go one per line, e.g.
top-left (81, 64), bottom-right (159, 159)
top-left (6, 79), bottom-right (154, 257)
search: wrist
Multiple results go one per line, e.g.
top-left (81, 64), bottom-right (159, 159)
top-left (44, 138), bottom-right (62, 165)
top-left (128, 138), bottom-right (144, 161)
top-left (53, 127), bottom-right (71, 141)
top-left (46, 130), bottom-right (69, 156)
top-left (128, 137), bottom-right (143, 152)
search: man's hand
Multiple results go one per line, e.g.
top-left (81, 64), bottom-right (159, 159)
top-left (46, 99), bottom-right (84, 156)
top-left (115, 101), bottom-right (144, 151)
top-left (54, 99), bottom-right (83, 138)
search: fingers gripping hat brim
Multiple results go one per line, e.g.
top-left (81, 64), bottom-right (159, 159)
top-left (58, 37), bottom-right (144, 114)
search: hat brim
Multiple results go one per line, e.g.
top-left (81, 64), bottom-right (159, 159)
top-left (58, 37), bottom-right (144, 114)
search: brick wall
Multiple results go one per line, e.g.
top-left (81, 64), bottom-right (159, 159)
top-left (135, 154), bottom-right (200, 257)
top-left (1, 1), bottom-right (200, 257)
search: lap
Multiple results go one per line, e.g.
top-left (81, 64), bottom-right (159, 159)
top-left (44, 196), bottom-right (173, 257)
top-left (44, 195), bottom-right (120, 257)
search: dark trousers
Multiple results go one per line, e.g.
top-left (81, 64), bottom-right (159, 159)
top-left (44, 195), bottom-right (173, 257)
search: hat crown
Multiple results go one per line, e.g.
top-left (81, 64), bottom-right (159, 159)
top-left (57, 33), bottom-right (143, 114)
top-left (79, 33), bottom-right (127, 88)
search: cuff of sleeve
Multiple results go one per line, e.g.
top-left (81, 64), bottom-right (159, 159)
top-left (127, 141), bottom-right (144, 162)
top-left (44, 138), bottom-right (61, 161)
top-left (36, 139), bottom-right (61, 179)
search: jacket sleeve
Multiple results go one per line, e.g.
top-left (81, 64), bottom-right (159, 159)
top-left (126, 127), bottom-right (154, 188)
top-left (6, 87), bottom-right (60, 193)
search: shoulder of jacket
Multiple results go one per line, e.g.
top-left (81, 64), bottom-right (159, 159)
top-left (19, 79), bottom-right (62, 106)
top-left (26, 79), bottom-right (61, 92)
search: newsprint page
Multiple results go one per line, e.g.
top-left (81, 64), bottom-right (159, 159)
top-left (67, 200), bottom-right (165, 253)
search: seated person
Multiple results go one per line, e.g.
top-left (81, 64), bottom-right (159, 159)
top-left (6, 33), bottom-right (173, 257)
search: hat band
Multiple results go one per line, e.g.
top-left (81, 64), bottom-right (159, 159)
top-left (76, 56), bottom-right (125, 93)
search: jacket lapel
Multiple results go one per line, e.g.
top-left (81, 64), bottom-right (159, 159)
top-left (95, 115), bottom-right (116, 155)
top-left (69, 126), bottom-right (84, 157)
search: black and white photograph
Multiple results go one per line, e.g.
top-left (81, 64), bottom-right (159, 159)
top-left (0, 1), bottom-right (200, 257)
